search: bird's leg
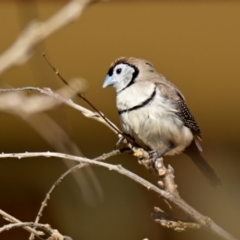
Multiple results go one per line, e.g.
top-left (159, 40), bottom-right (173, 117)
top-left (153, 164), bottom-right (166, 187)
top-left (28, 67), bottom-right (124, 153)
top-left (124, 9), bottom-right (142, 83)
top-left (150, 144), bottom-right (175, 169)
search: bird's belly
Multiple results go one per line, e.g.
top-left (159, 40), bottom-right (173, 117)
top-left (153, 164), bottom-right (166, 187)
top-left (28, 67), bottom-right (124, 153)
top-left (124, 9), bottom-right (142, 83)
top-left (120, 105), bottom-right (193, 155)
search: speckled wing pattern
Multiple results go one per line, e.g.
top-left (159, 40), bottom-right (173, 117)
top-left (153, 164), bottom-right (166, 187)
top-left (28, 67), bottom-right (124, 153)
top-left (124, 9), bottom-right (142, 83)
top-left (176, 96), bottom-right (202, 138)
top-left (155, 80), bottom-right (202, 139)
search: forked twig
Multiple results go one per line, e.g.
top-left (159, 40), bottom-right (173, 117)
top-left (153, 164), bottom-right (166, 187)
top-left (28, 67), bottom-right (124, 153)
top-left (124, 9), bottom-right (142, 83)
top-left (0, 222), bottom-right (52, 235)
top-left (42, 53), bottom-right (136, 146)
top-left (32, 150), bottom-right (120, 232)
top-left (152, 207), bottom-right (200, 232)
top-left (0, 151), bottom-right (237, 240)
top-left (0, 87), bottom-right (121, 135)
top-left (0, 209), bottom-right (45, 240)
top-left (0, 86), bottom-right (238, 240)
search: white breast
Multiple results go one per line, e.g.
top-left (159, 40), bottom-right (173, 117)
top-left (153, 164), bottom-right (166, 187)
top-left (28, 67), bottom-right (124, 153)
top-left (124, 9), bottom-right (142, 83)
top-left (117, 83), bottom-right (193, 155)
top-left (117, 81), bottom-right (155, 110)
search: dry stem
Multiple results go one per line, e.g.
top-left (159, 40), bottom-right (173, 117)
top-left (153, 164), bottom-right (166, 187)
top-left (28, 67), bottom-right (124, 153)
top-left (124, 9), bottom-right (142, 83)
top-left (0, 209), bottom-right (45, 240)
top-left (152, 207), bottom-right (200, 232)
top-left (32, 150), bottom-right (120, 233)
top-left (0, 86), bottom-right (238, 240)
top-left (0, 151), bottom-right (237, 240)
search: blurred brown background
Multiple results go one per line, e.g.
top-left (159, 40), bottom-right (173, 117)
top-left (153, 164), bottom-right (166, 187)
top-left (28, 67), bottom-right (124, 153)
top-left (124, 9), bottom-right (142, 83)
top-left (0, 0), bottom-right (240, 240)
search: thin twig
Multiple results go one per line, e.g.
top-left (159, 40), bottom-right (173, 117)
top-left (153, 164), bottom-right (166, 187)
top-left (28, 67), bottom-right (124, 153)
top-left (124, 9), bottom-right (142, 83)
top-left (0, 85), bottom-right (105, 206)
top-left (43, 53), bottom-right (127, 140)
top-left (0, 151), bottom-right (237, 240)
top-left (0, 221), bottom-right (66, 240)
top-left (0, 222), bottom-right (52, 235)
top-left (0, 87), bottom-right (121, 136)
top-left (0, 209), bottom-right (45, 240)
top-left (152, 207), bottom-right (200, 232)
top-left (32, 150), bottom-right (120, 233)
top-left (0, 86), bottom-right (139, 154)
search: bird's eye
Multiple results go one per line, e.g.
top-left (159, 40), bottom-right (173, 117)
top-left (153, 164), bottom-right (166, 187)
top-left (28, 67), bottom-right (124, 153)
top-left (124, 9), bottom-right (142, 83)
top-left (116, 68), bottom-right (122, 74)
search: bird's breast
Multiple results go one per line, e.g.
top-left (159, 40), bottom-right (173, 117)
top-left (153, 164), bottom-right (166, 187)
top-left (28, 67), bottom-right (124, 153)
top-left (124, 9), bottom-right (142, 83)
top-left (117, 87), bottom-right (193, 155)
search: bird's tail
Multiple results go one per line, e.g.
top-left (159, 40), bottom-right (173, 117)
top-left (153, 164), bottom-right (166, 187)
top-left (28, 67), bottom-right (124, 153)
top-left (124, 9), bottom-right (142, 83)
top-left (184, 141), bottom-right (221, 186)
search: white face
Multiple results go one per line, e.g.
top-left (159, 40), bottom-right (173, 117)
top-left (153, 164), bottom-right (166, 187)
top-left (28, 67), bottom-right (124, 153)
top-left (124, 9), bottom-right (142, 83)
top-left (103, 63), bottom-right (138, 93)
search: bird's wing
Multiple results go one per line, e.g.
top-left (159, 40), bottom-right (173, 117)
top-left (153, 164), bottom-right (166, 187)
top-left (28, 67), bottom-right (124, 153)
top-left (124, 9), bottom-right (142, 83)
top-left (155, 80), bottom-right (202, 139)
top-left (151, 74), bottom-right (202, 138)
top-left (176, 95), bottom-right (201, 137)
top-left (176, 96), bottom-right (203, 151)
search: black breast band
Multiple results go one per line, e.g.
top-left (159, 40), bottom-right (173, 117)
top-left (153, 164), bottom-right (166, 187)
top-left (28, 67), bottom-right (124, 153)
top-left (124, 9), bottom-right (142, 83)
top-left (118, 87), bottom-right (157, 115)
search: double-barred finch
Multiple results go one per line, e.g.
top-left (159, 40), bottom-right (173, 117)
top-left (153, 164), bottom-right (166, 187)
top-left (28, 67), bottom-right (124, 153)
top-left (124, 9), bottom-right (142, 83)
top-left (103, 57), bottom-right (221, 186)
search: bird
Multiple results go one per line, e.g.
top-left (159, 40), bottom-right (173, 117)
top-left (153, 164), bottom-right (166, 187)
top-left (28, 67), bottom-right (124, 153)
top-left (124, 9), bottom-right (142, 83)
top-left (102, 57), bottom-right (221, 186)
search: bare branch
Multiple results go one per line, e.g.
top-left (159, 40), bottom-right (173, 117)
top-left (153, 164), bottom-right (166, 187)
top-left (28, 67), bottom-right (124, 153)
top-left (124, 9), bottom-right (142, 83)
top-left (0, 0), bottom-right (98, 75)
top-left (0, 220), bottom-right (67, 240)
top-left (0, 85), bottom-right (77, 116)
top-left (32, 150), bottom-right (120, 234)
top-left (0, 86), bottom-right (237, 240)
top-left (0, 151), bottom-right (237, 240)
top-left (0, 84), bottom-right (104, 206)
top-left (43, 53), bottom-right (126, 138)
top-left (0, 222), bottom-right (51, 235)
top-left (0, 87), bottom-right (121, 136)
top-left (0, 209), bottom-right (45, 240)
top-left (152, 207), bottom-right (200, 232)
top-left (155, 158), bottom-right (179, 196)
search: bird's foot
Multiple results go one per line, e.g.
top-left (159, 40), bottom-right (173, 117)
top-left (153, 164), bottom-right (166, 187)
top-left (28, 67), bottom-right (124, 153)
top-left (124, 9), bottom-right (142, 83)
top-left (149, 144), bottom-right (175, 170)
top-left (149, 151), bottom-right (164, 170)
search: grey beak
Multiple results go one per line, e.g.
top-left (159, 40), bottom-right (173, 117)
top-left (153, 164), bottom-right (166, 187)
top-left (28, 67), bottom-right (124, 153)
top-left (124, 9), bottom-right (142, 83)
top-left (102, 75), bottom-right (115, 88)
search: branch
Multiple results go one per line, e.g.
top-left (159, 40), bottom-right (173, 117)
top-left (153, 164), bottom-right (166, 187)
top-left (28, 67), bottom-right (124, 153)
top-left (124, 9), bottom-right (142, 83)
top-left (0, 85), bottom-right (236, 239)
top-left (0, 222), bottom-right (51, 235)
top-left (152, 207), bottom-right (200, 232)
top-left (0, 221), bottom-right (68, 240)
top-left (0, 86), bottom-right (237, 240)
top-left (0, 0), bottom-right (98, 75)
top-left (0, 209), bottom-right (45, 240)
top-left (31, 150), bottom-right (120, 237)
top-left (43, 52), bottom-right (125, 139)
top-left (0, 151), bottom-right (237, 240)
top-left (0, 87), bottom-right (121, 136)
top-left (0, 85), bottom-right (105, 205)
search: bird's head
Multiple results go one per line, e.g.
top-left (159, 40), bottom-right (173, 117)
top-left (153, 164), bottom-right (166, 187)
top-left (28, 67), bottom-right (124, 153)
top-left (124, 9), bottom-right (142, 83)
top-left (103, 57), bottom-right (155, 92)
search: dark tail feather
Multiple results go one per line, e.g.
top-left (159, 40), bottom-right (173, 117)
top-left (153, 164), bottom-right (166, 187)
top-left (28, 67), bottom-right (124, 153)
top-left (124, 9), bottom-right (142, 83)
top-left (184, 141), bottom-right (221, 186)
